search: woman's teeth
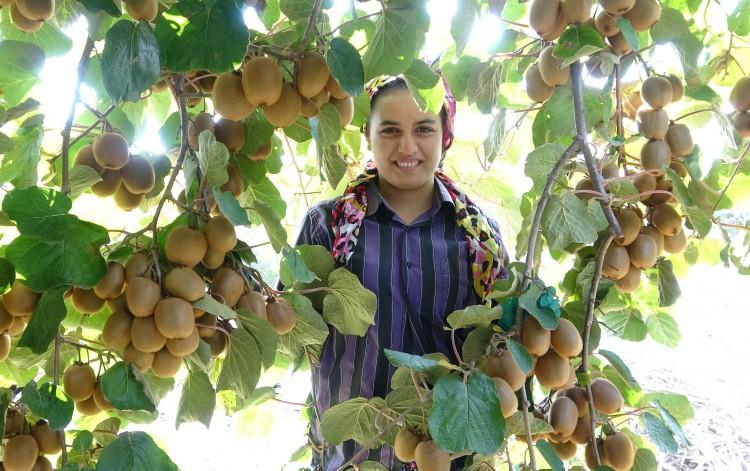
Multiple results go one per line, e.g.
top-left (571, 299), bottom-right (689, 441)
top-left (396, 161), bottom-right (420, 168)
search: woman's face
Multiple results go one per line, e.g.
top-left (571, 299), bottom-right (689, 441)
top-left (367, 88), bottom-right (443, 191)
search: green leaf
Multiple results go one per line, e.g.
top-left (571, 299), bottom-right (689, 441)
top-left (323, 267), bottom-right (377, 336)
top-left (403, 59), bottom-right (445, 115)
top-left (541, 193), bottom-right (599, 251)
top-left (320, 397), bottom-right (386, 446)
top-left (656, 259), bottom-right (681, 307)
top-left (72, 430), bottom-right (94, 453)
top-left (606, 178), bottom-right (639, 198)
top-left (236, 308), bottom-right (277, 370)
top-left (96, 431), bottom-right (178, 471)
top-left (538, 86), bottom-right (612, 142)
top-left (553, 25), bottom-right (605, 66)
top-left (192, 296), bottom-right (237, 320)
top-left (326, 38), bottom-right (364, 97)
top-left (316, 142), bottom-right (347, 188)
top-left (76, 0), bottom-right (121, 17)
top-left (239, 110), bottom-right (275, 156)
top-left (0, 10), bottom-right (74, 57)
top-left (631, 448), bottom-right (658, 471)
top-left (197, 131), bottom-right (229, 187)
top-left (212, 188), bottom-right (250, 226)
top-left (684, 206), bottom-right (712, 238)
top-left (100, 362), bottom-right (156, 412)
top-left (283, 115), bottom-right (313, 142)
top-left (0, 258), bottom-right (14, 294)
top-left (650, 7), bottom-right (689, 43)
top-left (450, 0), bottom-right (477, 55)
top-left (18, 288), bottom-right (67, 354)
top-left (0, 41), bottom-right (45, 106)
top-left (101, 20), bottom-right (160, 102)
top-left (69, 165), bottom-right (103, 199)
top-left (19, 381), bottom-right (74, 430)
top-left (602, 308), bottom-right (647, 341)
top-left (506, 339), bottom-right (533, 375)
top-left (0, 132), bottom-right (13, 154)
top-left (728, 0), bottom-right (750, 35)
top-left (504, 411), bottom-right (554, 435)
top-left (2, 186), bottom-right (72, 240)
top-left (638, 392), bottom-right (693, 423)
top-left (462, 326), bottom-right (493, 362)
top-left (310, 103), bottom-right (342, 146)
top-left (428, 372), bottom-right (504, 455)
top-left (524, 143), bottom-right (567, 191)
top-left (154, 0), bottom-right (249, 72)
top-left (279, 0), bottom-right (318, 20)
top-left (536, 440), bottom-right (564, 471)
top-left (616, 18), bottom-right (639, 51)
top-left (646, 312), bottom-right (681, 348)
top-left (0, 120), bottom-right (43, 188)
top-left (242, 175), bottom-right (287, 219)
top-left (518, 283), bottom-right (559, 330)
top-left (642, 412), bottom-right (678, 453)
top-left (280, 245), bottom-right (317, 284)
top-left (248, 201), bottom-right (288, 253)
top-left (93, 417), bottom-right (122, 447)
top-left (383, 349), bottom-right (440, 370)
top-left (361, 1), bottom-right (419, 80)
top-left (217, 326), bottom-right (262, 400)
top-left (653, 400), bottom-right (690, 447)
top-left (356, 462), bottom-right (387, 471)
top-left (278, 244), bottom-right (335, 299)
top-left (176, 370), bottom-right (215, 429)
top-left (598, 349), bottom-right (641, 391)
top-left (446, 305), bottom-right (502, 329)
top-left (277, 292), bottom-right (329, 358)
top-left (440, 55), bottom-right (480, 101)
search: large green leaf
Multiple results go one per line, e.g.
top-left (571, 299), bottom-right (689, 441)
top-left (541, 193), bottom-right (598, 251)
top-left (428, 372), bottom-right (504, 455)
top-left (18, 288), bottom-right (67, 354)
top-left (310, 103), bottom-right (342, 146)
top-left (506, 339), bottom-right (533, 375)
top-left (403, 59), bottom-right (445, 115)
top-left (598, 349), bottom-right (641, 391)
top-left (326, 38), bottom-right (364, 97)
top-left (535, 440), bottom-right (564, 471)
top-left (277, 292), bottom-right (329, 359)
top-left (19, 381), bottom-right (74, 430)
top-left (320, 397), bottom-right (388, 446)
top-left (2, 186), bottom-right (72, 240)
top-left (101, 20), bottom-right (161, 102)
top-left (642, 412), bottom-right (678, 453)
top-left (383, 349), bottom-right (440, 371)
top-left (0, 10), bottom-right (73, 57)
top-left (728, 0), bottom-right (750, 35)
top-left (446, 304), bottom-right (502, 329)
top-left (316, 142), bottom-right (347, 188)
top-left (154, 0), bottom-right (248, 72)
top-left (198, 131), bottom-right (229, 187)
top-left (96, 432), bottom-right (178, 471)
top-left (602, 308), bottom-right (647, 342)
top-left (518, 283), bottom-right (559, 330)
top-left (361, 0), bottom-right (420, 80)
top-left (656, 259), bottom-right (681, 307)
top-left (216, 326), bottom-right (262, 400)
top-left (212, 188), bottom-right (250, 226)
top-left (243, 176), bottom-right (287, 220)
top-left (236, 308), bottom-right (277, 370)
top-left (0, 41), bottom-right (45, 106)
top-left (450, 0), bottom-right (477, 55)
top-left (100, 362), bottom-right (156, 412)
top-left (650, 7), bottom-right (689, 43)
top-left (646, 312), bottom-right (681, 348)
top-left (440, 55), bottom-right (480, 101)
top-left (280, 245), bottom-right (317, 285)
top-left (631, 448), bottom-right (658, 471)
top-left (248, 201), bottom-right (287, 253)
top-left (553, 25), bottom-right (605, 67)
top-left (176, 370), bottom-right (215, 429)
top-left (322, 267), bottom-right (377, 336)
top-left (524, 143), bottom-right (568, 191)
top-left (0, 118), bottom-right (43, 188)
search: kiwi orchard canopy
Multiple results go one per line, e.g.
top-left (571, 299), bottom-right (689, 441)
top-left (0, 0), bottom-right (748, 469)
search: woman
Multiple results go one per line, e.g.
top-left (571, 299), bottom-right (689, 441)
top-left (291, 72), bottom-right (509, 470)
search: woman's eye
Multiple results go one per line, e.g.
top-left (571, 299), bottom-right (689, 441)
top-left (417, 126), bottom-right (435, 133)
top-left (381, 128), bottom-right (399, 135)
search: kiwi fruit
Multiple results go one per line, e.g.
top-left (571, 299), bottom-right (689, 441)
top-left (561, 0), bottom-right (592, 22)
top-left (263, 83), bottom-right (302, 128)
top-left (644, 179), bottom-right (675, 206)
top-left (614, 264), bottom-right (641, 292)
top-left (585, 439), bottom-right (611, 469)
top-left (637, 108), bottom-right (669, 139)
top-left (484, 350), bottom-right (525, 391)
top-left (729, 76), bottom-right (750, 112)
top-left (124, 0), bottom-right (158, 21)
top-left (2, 281), bottom-right (40, 317)
top-left (297, 52), bottom-right (330, 98)
top-left (0, 303), bottom-right (13, 333)
top-left (6, 316), bottom-right (28, 336)
top-left (95, 173), bottom-right (124, 202)
top-left (102, 310), bottom-right (133, 351)
top-left (590, 378), bottom-right (624, 413)
top-left (188, 112), bottom-right (216, 150)
top-left (663, 227), bottom-right (687, 253)
top-left (607, 32), bottom-right (633, 55)
top-left (394, 428), bottom-right (421, 462)
top-left (640, 139), bottom-right (671, 173)
top-left (202, 247), bottom-right (226, 269)
top-left (331, 97), bottom-right (354, 128)
top-left (31, 420), bottom-right (62, 454)
top-left (4, 408), bottom-right (25, 436)
top-left (151, 348), bottom-right (183, 378)
top-left (191, 70), bottom-right (216, 94)
top-left (125, 252), bottom-right (150, 280)
top-left (75, 144), bottom-right (104, 172)
top-left (535, 350), bottom-right (570, 389)
top-left (4, 434), bottom-right (40, 471)
top-left (600, 0), bottom-right (635, 14)
top-left (125, 276), bottom-right (161, 317)
top-left (623, 0), bottom-right (660, 31)
top-left (266, 298), bottom-right (297, 335)
top-left (249, 140), bottom-right (273, 161)
top-left (627, 232), bottom-right (659, 269)
top-left (206, 329), bottom-right (228, 356)
top-left (521, 316), bottom-right (551, 356)
top-left (491, 377), bottom-right (518, 418)
top-left (594, 10), bottom-right (619, 35)
top-left (32, 456), bottom-right (55, 471)
top-left (602, 244), bottom-right (630, 280)
top-left (530, 0), bottom-right (563, 39)
top-left (560, 387), bottom-right (589, 417)
top-left (551, 440), bottom-right (577, 460)
top-left (93, 132), bottom-right (130, 170)
top-left (219, 164), bottom-right (244, 198)
top-left (326, 76), bottom-right (349, 100)
top-left (166, 226), bottom-right (208, 267)
top-left (669, 159), bottom-right (687, 178)
top-left (63, 363), bottom-right (96, 401)
top-left (640, 76), bottom-right (673, 109)
top-left (183, 81), bottom-right (202, 107)
top-left (651, 203), bottom-right (682, 236)
top-left (75, 395), bottom-right (101, 416)
top-left (204, 215), bottom-right (237, 253)
top-left (92, 382), bottom-right (113, 411)
top-left (575, 178), bottom-right (596, 200)
top-left (154, 297), bottom-right (195, 339)
top-left (214, 118), bottom-right (246, 152)
top-left (414, 441), bottom-right (451, 471)
top-left (10, 3), bottom-right (44, 32)
top-left (120, 156), bottom-right (155, 195)
top-left (632, 171), bottom-right (657, 202)
top-left (212, 268), bottom-right (244, 307)
top-left (548, 396), bottom-right (578, 437)
top-left (15, 0), bottom-right (54, 20)
top-left (236, 291), bottom-right (267, 320)
top-left (623, 90), bottom-right (643, 120)
top-left (131, 316), bottom-right (167, 353)
top-left (123, 344), bottom-right (154, 371)
top-left (525, 64), bottom-right (554, 103)
top-left (310, 88), bottom-right (331, 108)
top-left (212, 72), bottom-right (255, 121)
top-left (613, 208), bottom-right (642, 246)
top-left (665, 123), bottom-right (694, 157)
top-left (241, 56), bottom-right (283, 106)
top-left (165, 267), bottom-right (205, 302)
top-left (71, 287), bottom-right (106, 314)
top-left (0, 333), bottom-right (10, 361)
top-left (166, 327), bottom-right (200, 356)
top-left (538, 46), bottom-right (571, 87)
top-left (300, 97), bottom-right (320, 118)
top-left (551, 318), bottom-right (583, 357)
top-left (196, 313), bottom-right (218, 338)
top-left (666, 74), bottom-right (684, 102)
top-left (642, 225), bottom-right (665, 253)
top-left (569, 411), bottom-right (592, 444)
top-left (94, 262), bottom-right (126, 300)
top-left (151, 79), bottom-right (168, 93)
top-left (113, 183), bottom-right (145, 211)
top-left (602, 432), bottom-right (635, 469)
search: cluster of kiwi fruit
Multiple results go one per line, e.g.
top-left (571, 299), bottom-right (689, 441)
top-left (0, 280), bottom-right (41, 362)
top-left (74, 132), bottom-right (156, 211)
top-left (210, 52), bottom-right (353, 129)
top-left (3, 0), bottom-right (55, 33)
top-left (2, 410), bottom-right (60, 471)
top-left (593, 0), bottom-right (662, 55)
top-left (730, 76), bottom-right (750, 138)
top-left (62, 362), bottom-right (113, 417)
top-left (393, 430), bottom-right (451, 471)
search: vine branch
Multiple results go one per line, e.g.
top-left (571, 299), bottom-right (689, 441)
top-left (53, 334), bottom-right (68, 465)
top-left (300, 0), bottom-right (324, 53)
top-left (711, 141), bottom-right (750, 215)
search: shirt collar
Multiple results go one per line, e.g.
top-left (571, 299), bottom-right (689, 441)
top-left (365, 175), bottom-right (455, 217)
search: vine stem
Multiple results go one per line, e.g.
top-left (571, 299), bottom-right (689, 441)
top-left (300, 0), bottom-right (324, 52)
top-left (53, 334), bottom-right (68, 465)
top-left (60, 36), bottom-right (95, 195)
top-left (711, 140), bottom-right (750, 214)
top-left (326, 11), bottom-right (382, 37)
top-left (64, 105), bottom-right (117, 153)
top-left (672, 107), bottom-right (717, 122)
top-left (615, 63), bottom-right (626, 167)
top-left (284, 135), bottom-right (310, 210)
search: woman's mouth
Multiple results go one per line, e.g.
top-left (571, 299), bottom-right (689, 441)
top-left (395, 160), bottom-right (421, 168)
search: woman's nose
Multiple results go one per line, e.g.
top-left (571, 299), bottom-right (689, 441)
top-left (398, 133), bottom-right (417, 155)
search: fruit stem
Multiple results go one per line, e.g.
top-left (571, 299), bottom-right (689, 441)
top-left (284, 135), bottom-right (310, 210)
top-left (60, 36), bottom-right (96, 195)
top-left (711, 140), bottom-right (750, 215)
top-left (672, 107), bottom-right (717, 122)
top-left (450, 328), bottom-right (463, 366)
top-left (325, 11), bottom-right (382, 37)
top-left (53, 333), bottom-right (69, 466)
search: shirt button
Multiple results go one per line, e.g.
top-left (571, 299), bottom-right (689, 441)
top-left (406, 262), bottom-right (412, 268)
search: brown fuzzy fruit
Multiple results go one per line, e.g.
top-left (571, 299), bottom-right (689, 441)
top-left (214, 118), bottom-right (246, 152)
top-left (2, 281), bottom-right (40, 317)
top-left (124, 0), bottom-right (158, 22)
top-left (669, 159), bottom-right (687, 178)
top-left (561, 387), bottom-right (589, 417)
top-left (91, 171), bottom-right (119, 199)
top-left (591, 378), bottom-right (624, 413)
top-left (219, 164), bottom-right (244, 198)
top-left (165, 267), bottom-right (205, 302)
top-left (211, 268), bottom-right (244, 307)
top-left (561, 0), bottom-right (592, 23)
top-left (102, 310), bottom-right (133, 352)
top-left (394, 428), bottom-right (421, 463)
top-left (0, 303), bottom-right (13, 333)
top-left (154, 298), bottom-right (195, 340)
top-left (166, 327), bottom-right (200, 356)
top-left (75, 144), bottom-right (103, 172)
top-left (93, 132), bottom-right (129, 170)
top-left (651, 204), bottom-right (682, 236)
top-left (151, 348), bottom-right (183, 378)
top-left (603, 244), bottom-right (630, 280)
top-left (551, 318), bottom-right (583, 357)
top-left (297, 53), bottom-right (330, 98)
top-left (0, 333), bottom-right (11, 361)
top-left (575, 178), bottom-right (596, 200)
top-left (603, 432), bottom-right (635, 469)
top-left (551, 440), bottom-right (577, 460)
top-left (6, 316), bottom-right (28, 336)
top-left (120, 156), bottom-right (155, 195)
top-left (614, 264), bottom-right (641, 292)
top-left (492, 377), bottom-right (518, 418)
top-left (331, 97), bottom-right (354, 127)
top-left (663, 227), bottom-right (687, 253)
top-left (644, 179), bottom-right (675, 206)
top-left (92, 382), bottom-right (112, 411)
top-left (535, 351), bottom-right (571, 389)
top-left (311, 88), bottom-right (330, 108)
top-left (530, 0), bottom-right (563, 39)
top-left (640, 139), bottom-right (671, 174)
top-left (484, 350), bottom-right (525, 391)
top-left (113, 183), bottom-right (145, 211)
top-left (166, 226), bottom-right (208, 267)
top-left (608, 32), bottom-right (633, 55)
top-left (600, 0), bottom-right (635, 14)
top-left (623, 90), bottom-right (643, 120)
top-left (327, 76), bottom-right (349, 99)
top-left (10, 3), bottom-right (44, 32)
top-left (4, 434), bottom-right (40, 471)
top-left (666, 74), bottom-right (684, 102)
top-left (538, 46), bottom-right (571, 87)
top-left (31, 420), bottom-right (61, 455)
top-left (665, 123), bottom-right (694, 157)
top-left (131, 316), bottom-right (167, 353)
top-left (623, 0), bottom-right (661, 31)
top-left (196, 313), bottom-right (218, 338)
top-left (522, 316), bottom-right (551, 356)
top-left (595, 11), bottom-right (619, 36)
top-left (76, 395), bottom-right (101, 416)
top-left (613, 208), bottom-right (643, 246)
top-left (264, 83), bottom-right (302, 128)
top-left (125, 252), bottom-right (150, 280)
top-left (94, 262), bottom-right (126, 300)
top-left (642, 225), bottom-right (665, 253)
top-left (548, 396), bottom-right (578, 437)
top-left (106, 294), bottom-right (127, 314)
top-left (266, 298), bottom-right (297, 335)
top-left (191, 70), bottom-right (215, 94)
top-left (632, 171), bottom-right (657, 202)
top-left (241, 56), bottom-right (283, 106)
top-left (32, 456), bottom-right (54, 471)
top-left (204, 215), bottom-right (237, 253)
top-left (123, 344), bottom-right (154, 371)
top-left (525, 64), bottom-right (554, 103)
top-left (188, 112), bottom-right (216, 150)
top-left (627, 232), bottom-right (659, 269)
top-left (414, 441), bottom-right (451, 471)
top-left (63, 363), bottom-right (96, 401)
top-left (212, 72), bottom-right (255, 121)
top-left (637, 108), bottom-right (669, 139)
top-left (640, 76), bottom-right (673, 109)
top-left (206, 329), bottom-right (228, 356)
top-left (125, 276), bottom-right (161, 317)
top-left (585, 439), bottom-right (610, 469)
top-left (730, 76), bottom-right (750, 112)
top-left (570, 412), bottom-right (592, 444)
top-left (72, 288), bottom-right (105, 314)
top-left (202, 248), bottom-right (225, 269)
top-left (15, 0), bottom-right (54, 20)
top-left (249, 140), bottom-right (273, 161)
top-left (236, 291), bottom-right (267, 320)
